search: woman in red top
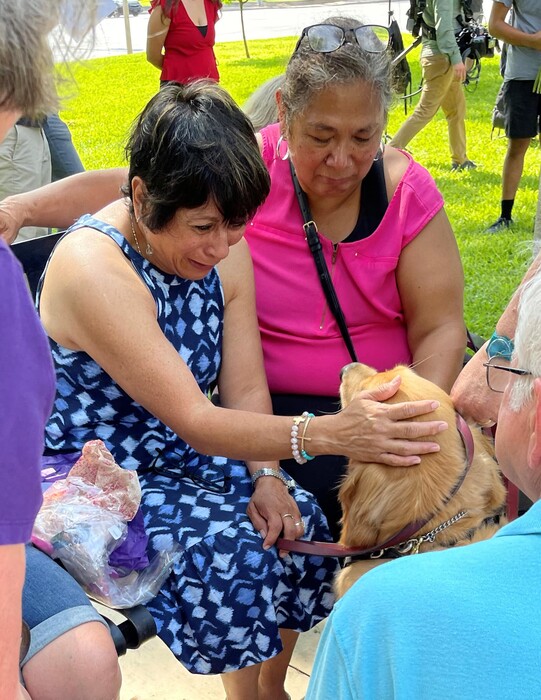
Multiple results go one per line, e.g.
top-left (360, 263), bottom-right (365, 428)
top-left (147, 0), bottom-right (221, 84)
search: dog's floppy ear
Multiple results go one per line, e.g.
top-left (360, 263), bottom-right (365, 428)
top-left (340, 363), bottom-right (379, 406)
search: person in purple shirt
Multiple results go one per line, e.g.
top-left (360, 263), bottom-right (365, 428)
top-left (0, 240), bottom-right (55, 700)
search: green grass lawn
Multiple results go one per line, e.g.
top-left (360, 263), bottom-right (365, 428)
top-left (59, 37), bottom-right (539, 337)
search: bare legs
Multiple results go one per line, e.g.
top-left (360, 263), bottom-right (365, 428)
top-left (502, 137), bottom-right (531, 201)
top-left (221, 629), bottom-right (299, 700)
top-left (258, 629), bottom-right (298, 700)
top-left (487, 137), bottom-right (532, 231)
top-left (22, 622), bottom-right (122, 700)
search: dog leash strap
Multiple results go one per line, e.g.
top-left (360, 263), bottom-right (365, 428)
top-left (278, 414), bottom-right (476, 558)
top-left (276, 518), bottom-right (426, 558)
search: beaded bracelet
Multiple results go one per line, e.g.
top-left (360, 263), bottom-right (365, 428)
top-left (291, 412), bottom-right (315, 464)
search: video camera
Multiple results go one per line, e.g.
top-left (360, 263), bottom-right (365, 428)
top-left (455, 21), bottom-right (496, 60)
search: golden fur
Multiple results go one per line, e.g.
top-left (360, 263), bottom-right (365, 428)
top-left (335, 363), bottom-right (506, 598)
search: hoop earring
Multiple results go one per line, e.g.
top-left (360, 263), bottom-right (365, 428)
top-left (276, 135), bottom-right (290, 161)
top-left (373, 141), bottom-right (386, 162)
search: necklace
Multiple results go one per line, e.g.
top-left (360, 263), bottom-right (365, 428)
top-left (130, 213), bottom-right (143, 256)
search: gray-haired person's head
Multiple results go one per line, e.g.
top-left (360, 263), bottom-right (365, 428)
top-left (123, 81), bottom-right (271, 231)
top-left (0, 0), bottom-right (60, 117)
top-left (0, 0), bottom-right (96, 118)
top-left (508, 270), bottom-right (541, 411)
top-left (281, 16), bottom-right (393, 134)
top-left (243, 74), bottom-right (285, 132)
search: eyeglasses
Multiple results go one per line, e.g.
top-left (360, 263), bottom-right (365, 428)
top-left (483, 359), bottom-right (532, 394)
top-left (294, 24), bottom-right (390, 55)
top-left (141, 448), bottom-right (231, 493)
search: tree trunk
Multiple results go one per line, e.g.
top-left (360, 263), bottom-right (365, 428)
top-left (123, 0), bottom-right (133, 54)
top-left (239, 0), bottom-right (250, 59)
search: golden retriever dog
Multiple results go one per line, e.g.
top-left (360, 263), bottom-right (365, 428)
top-left (335, 363), bottom-right (506, 598)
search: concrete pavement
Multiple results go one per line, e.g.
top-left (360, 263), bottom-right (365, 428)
top-left (66, 0), bottom-right (411, 59)
top-left (95, 602), bottom-right (326, 700)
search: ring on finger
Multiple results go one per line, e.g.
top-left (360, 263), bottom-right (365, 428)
top-left (282, 513), bottom-right (295, 520)
top-left (294, 519), bottom-right (304, 528)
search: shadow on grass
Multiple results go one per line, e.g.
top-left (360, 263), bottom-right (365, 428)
top-left (222, 55), bottom-right (290, 70)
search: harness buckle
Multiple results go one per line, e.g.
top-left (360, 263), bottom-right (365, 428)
top-left (408, 537), bottom-right (426, 555)
top-left (369, 549), bottom-right (386, 560)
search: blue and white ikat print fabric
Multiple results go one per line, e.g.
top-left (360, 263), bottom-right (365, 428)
top-left (39, 216), bottom-right (338, 673)
top-left (141, 462), bottom-right (337, 673)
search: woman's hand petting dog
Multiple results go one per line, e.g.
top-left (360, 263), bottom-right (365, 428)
top-left (334, 362), bottom-right (506, 597)
top-left (336, 374), bottom-right (448, 467)
top-left (247, 478), bottom-right (303, 556)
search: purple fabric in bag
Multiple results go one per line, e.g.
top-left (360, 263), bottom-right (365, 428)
top-left (108, 508), bottom-right (150, 571)
top-left (41, 452), bottom-right (80, 491)
top-left (40, 452), bottom-right (150, 571)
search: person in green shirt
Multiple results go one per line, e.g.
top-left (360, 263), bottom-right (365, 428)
top-left (390, 0), bottom-right (476, 171)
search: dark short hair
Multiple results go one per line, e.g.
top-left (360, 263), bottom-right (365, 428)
top-left (123, 81), bottom-right (270, 230)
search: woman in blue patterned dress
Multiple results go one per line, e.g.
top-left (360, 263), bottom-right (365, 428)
top-left (24, 82), bottom-right (447, 700)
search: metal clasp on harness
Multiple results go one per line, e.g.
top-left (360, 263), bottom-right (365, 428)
top-left (369, 531), bottom-right (438, 559)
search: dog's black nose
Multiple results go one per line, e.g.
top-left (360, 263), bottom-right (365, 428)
top-left (340, 362), bottom-right (359, 381)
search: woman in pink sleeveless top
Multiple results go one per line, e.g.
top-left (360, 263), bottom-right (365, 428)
top-left (245, 17), bottom-right (465, 538)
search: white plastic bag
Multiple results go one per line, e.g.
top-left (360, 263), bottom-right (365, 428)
top-left (32, 441), bottom-right (181, 608)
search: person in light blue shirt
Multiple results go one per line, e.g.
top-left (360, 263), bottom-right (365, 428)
top-left (306, 269), bottom-right (541, 700)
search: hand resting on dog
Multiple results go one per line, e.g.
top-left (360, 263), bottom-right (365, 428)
top-left (335, 362), bottom-right (506, 597)
top-left (325, 373), bottom-right (447, 468)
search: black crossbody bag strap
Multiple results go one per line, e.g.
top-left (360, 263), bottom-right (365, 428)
top-left (289, 160), bottom-right (358, 363)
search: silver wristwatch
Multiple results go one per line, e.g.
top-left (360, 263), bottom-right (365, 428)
top-left (251, 468), bottom-right (296, 492)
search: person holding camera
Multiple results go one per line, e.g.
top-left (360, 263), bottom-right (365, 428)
top-left (390, 0), bottom-right (476, 172)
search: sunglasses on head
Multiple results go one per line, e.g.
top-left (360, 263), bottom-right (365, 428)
top-left (294, 23), bottom-right (390, 55)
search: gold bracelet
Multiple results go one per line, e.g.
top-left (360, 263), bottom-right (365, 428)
top-left (300, 414), bottom-right (315, 461)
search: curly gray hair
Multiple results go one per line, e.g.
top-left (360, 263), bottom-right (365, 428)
top-left (281, 16), bottom-right (393, 133)
top-left (243, 74), bottom-right (285, 133)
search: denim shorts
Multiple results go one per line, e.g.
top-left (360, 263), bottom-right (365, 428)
top-left (21, 545), bottom-right (108, 666)
top-left (502, 80), bottom-right (541, 139)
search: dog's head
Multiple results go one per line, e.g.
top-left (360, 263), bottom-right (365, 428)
top-left (340, 362), bottom-right (453, 419)
top-left (338, 363), bottom-right (490, 546)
